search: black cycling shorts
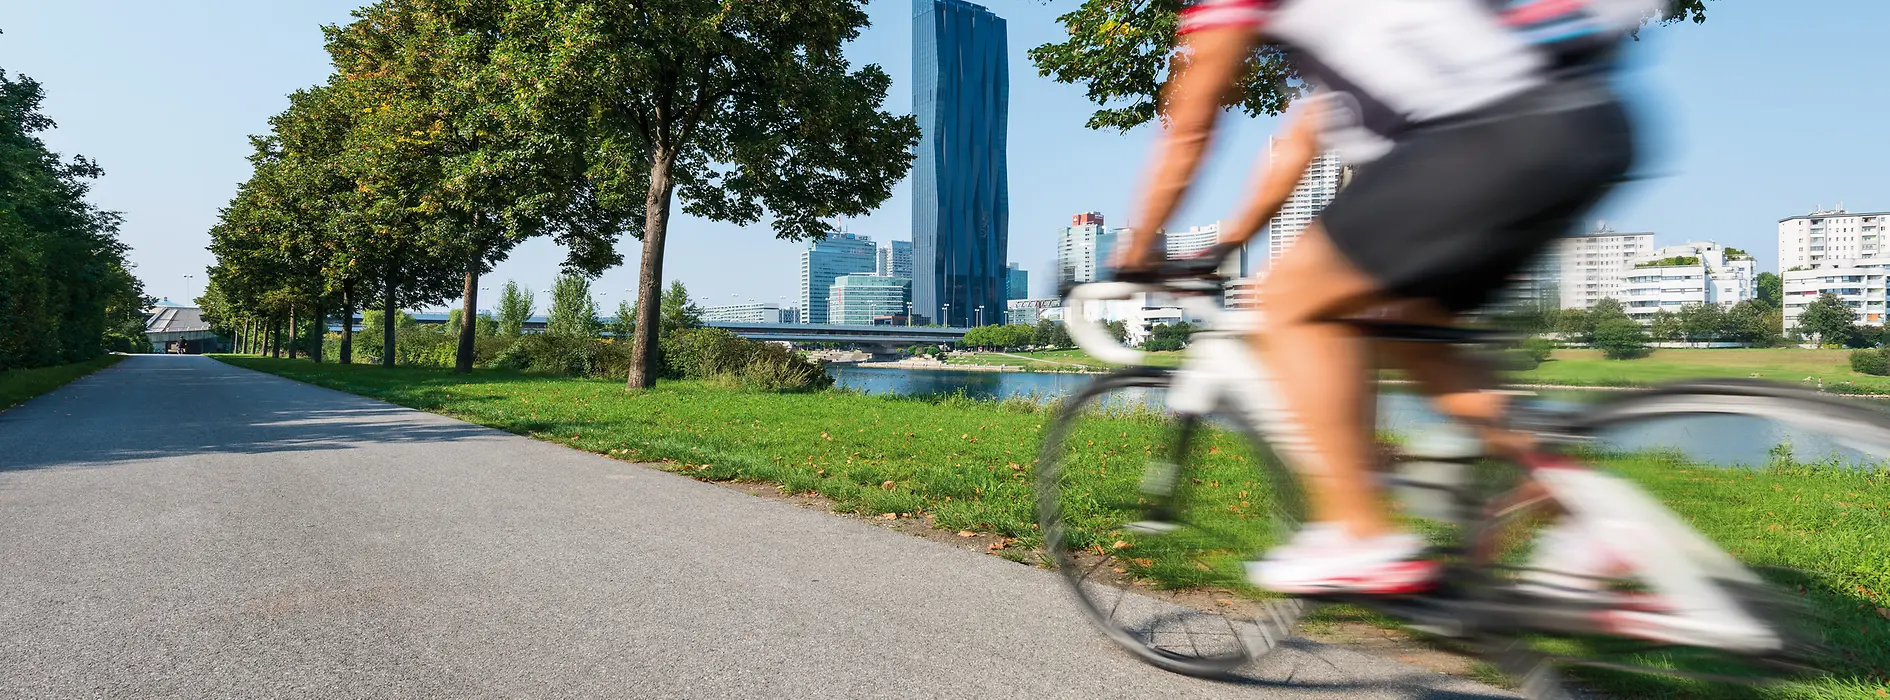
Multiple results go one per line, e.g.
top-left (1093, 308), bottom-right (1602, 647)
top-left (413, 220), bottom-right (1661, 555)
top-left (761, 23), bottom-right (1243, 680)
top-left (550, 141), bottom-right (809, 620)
top-left (1320, 77), bottom-right (1636, 313)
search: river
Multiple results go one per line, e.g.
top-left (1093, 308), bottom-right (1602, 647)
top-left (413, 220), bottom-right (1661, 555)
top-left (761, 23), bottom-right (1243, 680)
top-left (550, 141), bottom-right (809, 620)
top-left (829, 365), bottom-right (1877, 468)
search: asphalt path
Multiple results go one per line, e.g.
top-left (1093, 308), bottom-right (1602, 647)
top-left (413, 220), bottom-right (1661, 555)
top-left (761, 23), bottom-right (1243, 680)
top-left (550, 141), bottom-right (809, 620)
top-left (0, 355), bottom-right (1513, 698)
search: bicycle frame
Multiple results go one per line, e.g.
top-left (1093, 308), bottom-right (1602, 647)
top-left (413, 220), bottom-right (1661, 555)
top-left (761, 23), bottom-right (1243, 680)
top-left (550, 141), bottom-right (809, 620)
top-left (1060, 280), bottom-right (1786, 655)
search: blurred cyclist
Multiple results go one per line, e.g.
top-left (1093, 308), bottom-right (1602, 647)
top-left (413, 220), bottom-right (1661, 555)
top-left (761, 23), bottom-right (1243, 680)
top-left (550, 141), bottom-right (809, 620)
top-left (1115, 0), bottom-right (1657, 594)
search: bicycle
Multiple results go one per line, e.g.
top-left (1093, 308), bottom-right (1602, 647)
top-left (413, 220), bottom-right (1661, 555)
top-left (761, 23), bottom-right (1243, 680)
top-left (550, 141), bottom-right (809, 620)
top-left (1035, 268), bottom-right (1876, 697)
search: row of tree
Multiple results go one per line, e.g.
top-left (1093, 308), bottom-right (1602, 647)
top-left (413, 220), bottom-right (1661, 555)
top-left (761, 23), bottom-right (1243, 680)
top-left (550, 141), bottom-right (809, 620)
top-left (200, 0), bottom-right (917, 387)
top-left (1, 54), bottom-right (150, 370)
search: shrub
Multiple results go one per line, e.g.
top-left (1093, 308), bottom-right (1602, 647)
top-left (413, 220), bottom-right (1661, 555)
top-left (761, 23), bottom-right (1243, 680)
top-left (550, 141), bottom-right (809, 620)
top-left (1593, 318), bottom-right (1649, 360)
top-left (1850, 348), bottom-right (1890, 376)
top-left (1520, 337), bottom-right (1556, 364)
top-left (660, 327), bottom-right (831, 391)
top-left (330, 328), bottom-right (510, 367)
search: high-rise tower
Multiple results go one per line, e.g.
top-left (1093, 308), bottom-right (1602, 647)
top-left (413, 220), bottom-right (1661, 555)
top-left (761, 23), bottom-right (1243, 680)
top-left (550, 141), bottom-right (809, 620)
top-left (913, 0), bottom-right (1008, 328)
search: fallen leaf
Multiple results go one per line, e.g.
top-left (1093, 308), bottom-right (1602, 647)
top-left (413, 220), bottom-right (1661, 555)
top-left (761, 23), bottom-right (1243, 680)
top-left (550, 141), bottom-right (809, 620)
top-left (957, 531), bottom-right (977, 537)
top-left (821, 432), bottom-right (832, 440)
top-left (881, 480), bottom-right (896, 490)
top-left (1111, 540), bottom-right (1131, 550)
top-left (879, 513), bottom-right (897, 520)
top-left (988, 540), bottom-right (1007, 551)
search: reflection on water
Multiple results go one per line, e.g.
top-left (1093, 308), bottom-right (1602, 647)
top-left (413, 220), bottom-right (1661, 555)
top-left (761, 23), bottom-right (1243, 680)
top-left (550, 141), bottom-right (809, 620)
top-left (830, 366), bottom-right (1879, 468)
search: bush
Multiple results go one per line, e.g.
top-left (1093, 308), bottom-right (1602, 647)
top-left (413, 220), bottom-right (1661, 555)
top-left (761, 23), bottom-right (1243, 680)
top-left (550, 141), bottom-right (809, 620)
top-left (1593, 318), bottom-right (1649, 360)
top-left (660, 328), bottom-right (831, 391)
top-left (1850, 348), bottom-right (1890, 376)
top-left (327, 328), bottom-right (510, 367)
top-left (1520, 337), bottom-right (1556, 364)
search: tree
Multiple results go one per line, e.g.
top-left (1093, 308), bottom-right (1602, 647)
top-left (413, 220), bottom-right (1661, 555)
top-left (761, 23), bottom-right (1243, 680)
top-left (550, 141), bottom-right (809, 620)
top-left (1799, 293), bottom-right (1857, 347)
top-left (609, 300), bottom-right (636, 341)
top-left (1722, 299), bottom-right (1780, 347)
top-left (546, 273), bottom-right (600, 338)
top-left (1142, 322), bottom-right (1196, 352)
top-left (1676, 302), bottom-right (1725, 345)
top-left (660, 280), bottom-right (704, 335)
top-left (1594, 317), bottom-right (1649, 360)
top-left (1557, 308), bottom-right (1595, 345)
top-left (1755, 272), bottom-right (1783, 310)
top-left (1029, 1), bottom-right (1713, 131)
top-left (496, 281), bottom-right (534, 336)
top-left (1648, 311), bottom-right (1682, 344)
top-left (1104, 320), bottom-right (1130, 344)
top-left (523, 1), bottom-right (923, 388)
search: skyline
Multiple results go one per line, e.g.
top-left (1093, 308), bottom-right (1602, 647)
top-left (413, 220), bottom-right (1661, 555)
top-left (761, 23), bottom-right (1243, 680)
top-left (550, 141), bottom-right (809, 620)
top-left (2, 1), bottom-right (1888, 311)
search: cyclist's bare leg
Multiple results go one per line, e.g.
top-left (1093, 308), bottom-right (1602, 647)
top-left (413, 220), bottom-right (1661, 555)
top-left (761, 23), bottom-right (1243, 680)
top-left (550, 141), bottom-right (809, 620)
top-left (1256, 225), bottom-right (1395, 540)
top-left (1372, 301), bottom-right (1535, 458)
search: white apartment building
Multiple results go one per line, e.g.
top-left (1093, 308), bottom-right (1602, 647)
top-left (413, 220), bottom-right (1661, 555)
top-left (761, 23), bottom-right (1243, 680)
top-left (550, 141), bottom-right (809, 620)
top-left (1056, 212), bottom-right (1119, 287)
top-left (1778, 208), bottom-right (1889, 271)
top-left (1778, 208), bottom-right (1890, 332)
top-left (1265, 138), bottom-right (1344, 269)
top-left (1618, 242), bottom-right (1756, 321)
top-left (1557, 226), bottom-right (1654, 309)
top-left (702, 302), bottom-right (797, 324)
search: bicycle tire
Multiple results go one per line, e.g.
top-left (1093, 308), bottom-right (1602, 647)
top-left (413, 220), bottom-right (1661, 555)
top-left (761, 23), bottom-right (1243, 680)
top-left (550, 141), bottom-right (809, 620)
top-left (1034, 368), bottom-right (1311, 678)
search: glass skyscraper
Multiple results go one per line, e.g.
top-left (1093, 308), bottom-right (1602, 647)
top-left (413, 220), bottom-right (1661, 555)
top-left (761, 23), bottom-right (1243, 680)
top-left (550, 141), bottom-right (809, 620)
top-left (913, 0), bottom-right (1008, 328)
top-left (800, 233), bottom-right (878, 324)
top-left (1006, 263), bottom-right (1028, 302)
top-left (877, 240), bottom-right (913, 279)
top-left (828, 275), bottom-right (912, 326)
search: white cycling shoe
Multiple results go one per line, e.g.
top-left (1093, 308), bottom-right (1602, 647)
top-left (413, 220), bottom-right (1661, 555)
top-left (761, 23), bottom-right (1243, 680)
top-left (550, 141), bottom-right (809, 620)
top-left (1514, 518), bottom-right (1630, 602)
top-left (1246, 523), bottom-right (1440, 595)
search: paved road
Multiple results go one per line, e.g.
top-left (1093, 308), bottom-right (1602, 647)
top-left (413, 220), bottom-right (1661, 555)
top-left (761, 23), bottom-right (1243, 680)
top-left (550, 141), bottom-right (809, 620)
top-left (1, 355), bottom-right (1512, 698)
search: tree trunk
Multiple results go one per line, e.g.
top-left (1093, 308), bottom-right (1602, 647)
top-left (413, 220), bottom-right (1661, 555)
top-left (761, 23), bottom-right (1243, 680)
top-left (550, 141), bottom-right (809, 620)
top-left (310, 302), bottom-right (324, 363)
top-left (627, 147), bottom-right (678, 389)
top-left (382, 274), bottom-right (397, 368)
top-left (340, 280), bottom-right (355, 365)
top-left (287, 307), bottom-right (299, 360)
top-left (271, 318), bottom-right (283, 358)
top-left (455, 250), bottom-right (482, 374)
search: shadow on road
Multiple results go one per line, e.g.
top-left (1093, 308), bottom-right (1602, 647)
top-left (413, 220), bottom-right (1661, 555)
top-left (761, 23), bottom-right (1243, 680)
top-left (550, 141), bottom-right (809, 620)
top-left (0, 355), bottom-right (494, 472)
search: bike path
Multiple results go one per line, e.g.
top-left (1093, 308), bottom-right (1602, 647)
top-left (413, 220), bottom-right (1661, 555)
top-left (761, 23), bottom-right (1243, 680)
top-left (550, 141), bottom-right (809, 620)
top-left (0, 355), bottom-right (1513, 698)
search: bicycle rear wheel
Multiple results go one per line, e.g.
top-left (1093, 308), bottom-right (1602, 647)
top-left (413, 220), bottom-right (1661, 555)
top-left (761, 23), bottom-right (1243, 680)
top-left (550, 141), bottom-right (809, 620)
top-left (1034, 369), bottom-right (1311, 677)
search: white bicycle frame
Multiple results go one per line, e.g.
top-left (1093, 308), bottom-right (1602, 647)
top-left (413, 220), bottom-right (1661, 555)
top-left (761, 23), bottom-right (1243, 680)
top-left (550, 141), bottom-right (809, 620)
top-left (1062, 280), bottom-right (1784, 654)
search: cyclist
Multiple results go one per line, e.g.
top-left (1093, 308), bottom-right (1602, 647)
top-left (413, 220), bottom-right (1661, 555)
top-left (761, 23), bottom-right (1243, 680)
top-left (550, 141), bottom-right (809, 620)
top-left (1114, 0), bottom-right (1655, 594)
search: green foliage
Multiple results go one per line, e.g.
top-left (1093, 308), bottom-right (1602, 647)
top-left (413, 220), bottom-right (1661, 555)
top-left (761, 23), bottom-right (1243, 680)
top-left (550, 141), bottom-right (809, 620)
top-left (1104, 320), bottom-right (1130, 344)
top-left (609, 300), bottom-right (635, 340)
top-left (1557, 308), bottom-right (1596, 345)
top-left (496, 281), bottom-right (534, 336)
top-left (1755, 271), bottom-right (1783, 310)
top-left (1593, 317), bottom-right (1649, 360)
top-left (0, 64), bottom-right (150, 370)
top-left (335, 326), bottom-right (511, 368)
top-left (1520, 337), bottom-right (1556, 364)
top-left (1675, 302), bottom-right (1724, 344)
top-left (360, 309), bottom-right (416, 342)
top-left (1848, 348), bottom-right (1889, 376)
top-left (1140, 322), bottom-right (1195, 352)
top-left (1723, 299), bottom-right (1782, 347)
top-left (546, 274), bottom-right (600, 339)
top-left (1032, 319), bottom-right (1072, 349)
top-left (659, 280), bottom-right (703, 335)
top-left (1633, 255), bottom-right (1701, 268)
top-left (1799, 293), bottom-right (1857, 347)
top-left (659, 328), bottom-right (832, 391)
top-left (1648, 310), bottom-right (1682, 343)
top-left (961, 324), bottom-right (1036, 350)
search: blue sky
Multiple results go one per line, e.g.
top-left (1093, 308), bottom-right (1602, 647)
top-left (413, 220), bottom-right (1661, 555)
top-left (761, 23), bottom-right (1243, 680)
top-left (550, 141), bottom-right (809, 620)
top-left (2, 1), bottom-right (1886, 311)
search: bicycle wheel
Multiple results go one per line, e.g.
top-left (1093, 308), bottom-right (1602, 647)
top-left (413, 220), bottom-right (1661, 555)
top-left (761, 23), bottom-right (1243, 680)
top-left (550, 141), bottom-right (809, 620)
top-left (1035, 368), bottom-right (1311, 677)
top-left (1468, 379), bottom-right (1874, 693)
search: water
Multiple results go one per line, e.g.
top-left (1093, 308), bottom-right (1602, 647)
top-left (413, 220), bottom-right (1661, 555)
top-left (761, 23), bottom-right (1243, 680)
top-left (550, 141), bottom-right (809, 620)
top-left (829, 365), bottom-right (1880, 468)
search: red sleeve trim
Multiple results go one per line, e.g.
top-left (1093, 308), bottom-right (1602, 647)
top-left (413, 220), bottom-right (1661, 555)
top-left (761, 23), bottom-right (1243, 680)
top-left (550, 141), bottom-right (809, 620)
top-left (1500, 0), bottom-right (1590, 26)
top-left (1178, 0), bottom-right (1270, 36)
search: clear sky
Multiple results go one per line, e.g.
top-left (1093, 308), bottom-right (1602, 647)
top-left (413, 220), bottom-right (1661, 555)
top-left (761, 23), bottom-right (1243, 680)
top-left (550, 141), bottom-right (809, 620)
top-left (3, 1), bottom-right (1886, 311)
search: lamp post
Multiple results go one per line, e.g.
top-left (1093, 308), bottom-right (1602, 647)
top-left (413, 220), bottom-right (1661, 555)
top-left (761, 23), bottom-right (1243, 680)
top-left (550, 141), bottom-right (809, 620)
top-left (183, 274), bottom-right (194, 303)
top-left (976, 305), bottom-right (984, 328)
top-left (904, 301), bottom-right (912, 327)
top-left (942, 303), bottom-right (950, 329)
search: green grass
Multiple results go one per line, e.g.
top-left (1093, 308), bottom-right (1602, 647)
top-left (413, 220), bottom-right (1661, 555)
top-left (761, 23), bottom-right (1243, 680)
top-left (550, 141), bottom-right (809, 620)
top-left (1518, 348), bottom-right (1890, 394)
top-left (946, 348), bottom-right (1183, 370)
top-left (215, 355), bottom-right (1889, 697)
top-left (0, 354), bottom-right (125, 412)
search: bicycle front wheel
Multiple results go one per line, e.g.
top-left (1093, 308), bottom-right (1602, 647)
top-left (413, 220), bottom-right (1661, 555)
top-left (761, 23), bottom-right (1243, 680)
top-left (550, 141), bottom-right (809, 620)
top-left (1034, 369), bottom-right (1310, 677)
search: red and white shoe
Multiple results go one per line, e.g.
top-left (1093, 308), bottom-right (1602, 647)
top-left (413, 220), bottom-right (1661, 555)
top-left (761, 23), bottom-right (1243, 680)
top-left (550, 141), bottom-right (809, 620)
top-left (1246, 524), bottom-right (1440, 595)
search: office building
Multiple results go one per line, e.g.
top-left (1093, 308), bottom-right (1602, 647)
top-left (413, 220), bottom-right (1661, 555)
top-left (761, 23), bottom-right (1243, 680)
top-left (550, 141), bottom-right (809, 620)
top-left (1556, 226), bottom-right (1655, 310)
top-left (702, 303), bottom-right (796, 324)
top-left (800, 232), bottom-right (878, 324)
top-left (1007, 297), bottom-right (1061, 325)
top-left (1619, 242), bottom-right (1756, 322)
top-left (877, 240), bottom-right (914, 279)
top-left (1266, 139), bottom-right (1345, 268)
top-left (1006, 263), bottom-right (1028, 301)
top-left (1165, 221), bottom-right (1250, 277)
top-left (828, 275), bottom-right (912, 326)
top-left (1780, 207), bottom-right (1890, 331)
top-left (1057, 212), bottom-right (1118, 287)
top-left (913, 0), bottom-right (1009, 328)
top-left (1778, 207), bottom-right (1890, 271)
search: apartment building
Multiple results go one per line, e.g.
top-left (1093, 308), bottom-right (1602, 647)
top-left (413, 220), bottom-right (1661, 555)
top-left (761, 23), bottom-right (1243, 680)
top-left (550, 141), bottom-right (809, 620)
top-left (1779, 208), bottom-right (1890, 331)
top-left (1265, 139), bottom-right (1344, 268)
top-left (1619, 242), bottom-right (1756, 321)
top-left (1056, 212), bottom-right (1118, 287)
top-left (1557, 226), bottom-right (1655, 309)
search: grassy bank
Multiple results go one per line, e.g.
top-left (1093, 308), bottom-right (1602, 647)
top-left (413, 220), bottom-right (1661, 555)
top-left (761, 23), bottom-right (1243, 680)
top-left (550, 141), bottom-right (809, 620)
top-left (1517, 348), bottom-right (1890, 394)
top-left (215, 355), bottom-right (1887, 697)
top-left (947, 348), bottom-right (1182, 370)
top-left (0, 354), bottom-right (124, 412)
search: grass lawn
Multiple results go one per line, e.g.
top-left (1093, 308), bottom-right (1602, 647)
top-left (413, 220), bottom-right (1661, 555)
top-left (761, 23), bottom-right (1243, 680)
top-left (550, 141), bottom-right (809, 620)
top-left (216, 355), bottom-right (1888, 697)
top-left (0, 354), bottom-right (124, 412)
top-left (947, 348), bottom-right (1183, 370)
top-left (1518, 348), bottom-right (1890, 394)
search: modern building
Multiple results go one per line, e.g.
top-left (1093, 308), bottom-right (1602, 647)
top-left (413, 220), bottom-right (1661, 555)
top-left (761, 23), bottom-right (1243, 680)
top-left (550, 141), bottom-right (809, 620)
top-left (1165, 221), bottom-right (1250, 277)
top-left (1778, 207), bottom-right (1890, 271)
top-left (1057, 212), bottom-right (1118, 287)
top-left (1619, 242), bottom-right (1757, 322)
top-left (877, 240), bottom-right (914, 279)
top-left (800, 232), bottom-right (878, 324)
top-left (828, 275), bottom-right (912, 326)
top-left (702, 302), bottom-right (797, 324)
top-left (1783, 261), bottom-right (1887, 331)
top-left (1006, 297), bottom-right (1062, 325)
top-left (1006, 263), bottom-right (1028, 301)
top-left (1265, 139), bottom-right (1345, 269)
top-left (1225, 277), bottom-right (1262, 311)
top-left (912, 0), bottom-right (1009, 328)
top-left (1556, 225), bottom-right (1655, 310)
top-left (144, 304), bottom-right (222, 354)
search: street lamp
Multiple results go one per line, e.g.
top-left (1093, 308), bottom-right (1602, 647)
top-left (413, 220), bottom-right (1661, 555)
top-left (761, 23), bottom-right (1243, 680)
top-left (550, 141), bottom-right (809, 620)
top-left (904, 301), bottom-right (912, 327)
top-left (183, 274), bottom-right (194, 303)
top-left (976, 305), bottom-right (984, 327)
top-left (942, 303), bottom-right (950, 328)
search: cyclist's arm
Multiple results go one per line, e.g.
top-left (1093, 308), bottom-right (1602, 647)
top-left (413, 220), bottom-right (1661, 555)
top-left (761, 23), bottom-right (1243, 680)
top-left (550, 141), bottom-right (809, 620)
top-left (1219, 103), bottom-right (1319, 249)
top-left (1120, 24), bottom-right (1258, 269)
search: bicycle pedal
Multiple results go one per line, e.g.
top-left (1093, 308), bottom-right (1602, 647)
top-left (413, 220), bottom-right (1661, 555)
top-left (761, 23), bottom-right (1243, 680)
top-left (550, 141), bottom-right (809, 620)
top-left (1124, 520), bottom-right (1181, 535)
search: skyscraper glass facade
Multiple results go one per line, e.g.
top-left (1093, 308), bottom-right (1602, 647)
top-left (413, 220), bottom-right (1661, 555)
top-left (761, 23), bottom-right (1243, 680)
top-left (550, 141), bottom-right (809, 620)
top-left (877, 240), bottom-right (914, 279)
top-left (800, 233), bottom-right (878, 324)
top-left (913, 0), bottom-right (1008, 328)
top-left (828, 275), bottom-right (912, 326)
top-left (1006, 263), bottom-right (1028, 302)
